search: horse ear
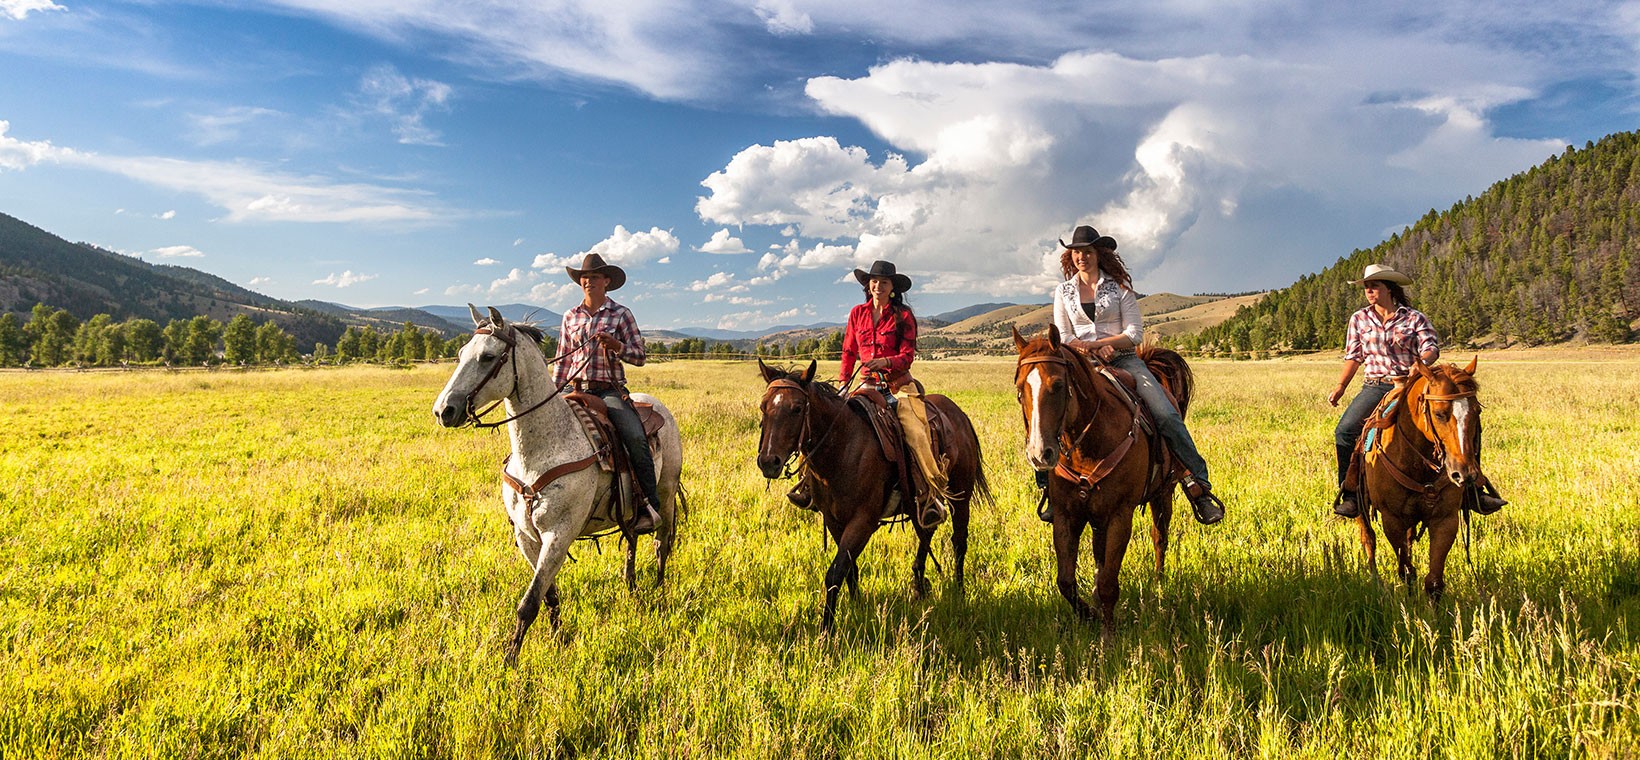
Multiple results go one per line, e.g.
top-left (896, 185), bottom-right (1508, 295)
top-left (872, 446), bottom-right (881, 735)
top-left (1012, 325), bottom-right (1027, 353)
top-left (1464, 355), bottom-right (1478, 375)
top-left (757, 358), bottom-right (779, 384)
top-left (801, 359), bottom-right (817, 384)
top-left (1047, 323), bottom-right (1062, 347)
top-left (468, 303), bottom-right (483, 327)
top-left (1414, 359), bottom-right (1436, 383)
top-left (487, 307), bottom-right (506, 328)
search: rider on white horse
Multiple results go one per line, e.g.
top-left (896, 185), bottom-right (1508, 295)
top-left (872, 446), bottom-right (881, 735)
top-left (557, 253), bottom-right (661, 534)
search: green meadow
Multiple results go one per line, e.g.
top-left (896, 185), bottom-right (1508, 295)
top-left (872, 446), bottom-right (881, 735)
top-left (2, 351), bottom-right (1638, 758)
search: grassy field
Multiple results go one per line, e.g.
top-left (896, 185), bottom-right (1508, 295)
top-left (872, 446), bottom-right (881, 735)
top-left (3, 350), bottom-right (1638, 758)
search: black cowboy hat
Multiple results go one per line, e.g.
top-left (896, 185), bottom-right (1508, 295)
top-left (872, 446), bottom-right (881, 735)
top-left (565, 252), bottom-right (626, 290)
top-left (1059, 224), bottom-right (1100, 249)
top-left (853, 260), bottom-right (913, 293)
top-left (1092, 235), bottom-right (1118, 250)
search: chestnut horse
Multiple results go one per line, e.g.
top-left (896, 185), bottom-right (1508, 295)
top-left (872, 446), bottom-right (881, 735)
top-left (1354, 357), bottom-right (1484, 599)
top-left (1012, 325), bottom-right (1190, 637)
top-left (755, 360), bottom-right (990, 630)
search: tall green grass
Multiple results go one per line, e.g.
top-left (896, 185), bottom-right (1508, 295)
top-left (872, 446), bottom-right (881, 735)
top-left (1, 354), bottom-right (1637, 758)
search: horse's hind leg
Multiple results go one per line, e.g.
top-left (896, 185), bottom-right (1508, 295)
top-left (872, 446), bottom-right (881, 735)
top-left (544, 584), bottom-right (562, 631)
top-left (624, 534), bottom-right (638, 592)
top-left (911, 524), bottom-right (934, 598)
top-left (951, 496), bottom-right (971, 593)
top-left (1379, 513), bottom-right (1418, 591)
top-left (654, 490), bottom-right (679, 589)
top-left (1355, 512), bottom-right (1378, 576)
top-left (1053, 511), bottom-right (1095, 621)
top-left (1149, 492), bottom-right (1173, 577)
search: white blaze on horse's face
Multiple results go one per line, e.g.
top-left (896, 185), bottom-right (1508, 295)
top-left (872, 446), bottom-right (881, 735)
top-left (1022, 367), bottom-right (1056, 471)
top-left (756, 386), bottom-right (806, 477)
top-left (1451, 398), bottom-right (1474, 458)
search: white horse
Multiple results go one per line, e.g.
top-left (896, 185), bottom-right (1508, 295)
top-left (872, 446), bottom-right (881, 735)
top-left (432, 305), bottom-right (683, 663)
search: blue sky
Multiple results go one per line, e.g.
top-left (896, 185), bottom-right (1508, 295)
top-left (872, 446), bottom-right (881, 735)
top-left (1, 0), bottom-right (1637, 330)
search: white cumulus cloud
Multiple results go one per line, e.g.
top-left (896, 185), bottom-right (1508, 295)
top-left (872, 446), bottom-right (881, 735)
top-left (474, 257), bottom-right (501, 266)
top-left (0, 0), bottom-right (63, 21)
top-left (149, 245), bottom-right (204, 258)
top-left (697, 228), bottom-right (751, 254)
top-left (581, 224), bottom-right (680, 265)
top-left (314, 270), bottom-right (379, 287)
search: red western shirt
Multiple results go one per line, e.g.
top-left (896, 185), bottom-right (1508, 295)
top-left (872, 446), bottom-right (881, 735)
top-left (839, 302), bottom-right (916, 388)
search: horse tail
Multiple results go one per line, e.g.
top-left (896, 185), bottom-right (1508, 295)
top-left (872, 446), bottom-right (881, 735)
top-left (1139, 343), bottom-right (1195, 417)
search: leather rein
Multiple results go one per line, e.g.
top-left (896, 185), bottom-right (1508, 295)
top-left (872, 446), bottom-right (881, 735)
top-left (460, 325), bottom-right (595, 430)
top-left (1017, 348), bottom-right (1150, 497)
top-left (759, 378), bottom-right (847, 479)
top-left (1373, 375), bottom-right (1480, 507)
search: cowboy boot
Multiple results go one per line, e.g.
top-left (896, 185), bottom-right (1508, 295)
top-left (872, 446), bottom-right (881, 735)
top-left (918, 500), bottom-right (946, 529)
top-left (1470, 480), bottom-right (1507, 515)
top-left (1181, 476), bottom-right (1225, 525)
top-left (786, 479), bottom-right (814, 510)
top-left (1034, 469), bottom-right (1052, 522)
top-left (1333, 444), bottom-right (1360, 518)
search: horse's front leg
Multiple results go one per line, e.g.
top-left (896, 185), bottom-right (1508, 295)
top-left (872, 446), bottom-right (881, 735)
top-left (1423, 513), bottom-right (1462, 601)
top-left (1378, 512), bottom-right (1418, 592)
top-left (1094, 505), bottom-right (1136, 642)
top-left (624, 532), bottom-right (637, 592)
top-left (822, 518), bottom-right (878, 631)
top-left (1052, 501), bottom-right (1094, 621)
top-left (506, 493), bottom-right (593, 664)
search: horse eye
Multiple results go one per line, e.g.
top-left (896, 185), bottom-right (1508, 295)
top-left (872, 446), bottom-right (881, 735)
top-left (479, 353), bottom-right (495, 363)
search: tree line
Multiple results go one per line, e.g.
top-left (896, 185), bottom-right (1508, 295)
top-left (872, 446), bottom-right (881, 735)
top-left (0, 303), bottom-right (467, 368)
top-left (1174, 132), bottom-right (1640, 356)
top-left (0, 301), bottom-right (858, 368)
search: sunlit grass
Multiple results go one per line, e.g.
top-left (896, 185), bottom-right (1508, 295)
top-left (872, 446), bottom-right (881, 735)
top-left (1, 353), bottom-right (1637, 757)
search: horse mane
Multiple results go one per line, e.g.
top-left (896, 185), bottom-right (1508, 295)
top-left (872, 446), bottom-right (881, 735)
top-left (476, 319), bottom-right (549, 351)
top-left (1435, 363), bottom-right (1478, 392)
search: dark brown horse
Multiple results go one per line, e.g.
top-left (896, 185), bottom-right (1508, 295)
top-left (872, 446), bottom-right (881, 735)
top-left (1012, 325), bottom-right (1192, 637)
top-left (1354, 357), bottom-right (1484, 599)
top-left (755, 360), bottom-right (990, 630)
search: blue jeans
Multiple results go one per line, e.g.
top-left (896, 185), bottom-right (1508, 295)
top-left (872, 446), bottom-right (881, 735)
top-left (1334, 380), bottom-right (1392, 486)
top-left (595, 388), bottom-right (660, 508)
top-left (1110, 353), bottom-right (1210, 488)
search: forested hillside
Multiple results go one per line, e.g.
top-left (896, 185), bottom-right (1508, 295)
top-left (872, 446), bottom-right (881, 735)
top-left (1181, 132), bottom-right (1640, 354)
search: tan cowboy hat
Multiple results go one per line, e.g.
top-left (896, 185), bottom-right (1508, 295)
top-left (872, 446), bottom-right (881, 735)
top-left (1059, 225), bottom-right (1100, 249)
top-left (565, 253), bottom-right (627, 290)
top-left (853, 260), bottom-right (913, 293)
top-left (1350, 263), bottom-right (1412, 286)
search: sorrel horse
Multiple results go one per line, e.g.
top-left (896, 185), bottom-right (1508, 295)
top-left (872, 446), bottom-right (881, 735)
top-left (1012, 325), bottom-right (1191, 637)
top-left (755, 360), bottom-right (990, 630)
top-left (432, 306), bottom-right (684, 662)
top-left (1353, 357), bottom-right (1484, 599)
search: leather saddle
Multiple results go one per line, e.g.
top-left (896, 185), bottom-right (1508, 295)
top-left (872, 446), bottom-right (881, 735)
top-left (847, 387), bottom-right (948, 518)
top-left (1091, 360), bottom-right (1184, 488)
top-left (564, 391), bottom-right (665, 521)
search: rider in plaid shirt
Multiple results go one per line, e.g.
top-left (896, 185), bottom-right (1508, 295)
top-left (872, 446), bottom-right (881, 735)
top-left (556, 253), bottom-right (659, 534)
top-left (1327, 263), bottom-right (1505, 518)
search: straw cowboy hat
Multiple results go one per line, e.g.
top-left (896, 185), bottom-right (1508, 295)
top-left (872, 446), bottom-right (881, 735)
top-left (1350, 263), bottom-right (1412, 286)
top-left (853, 260), bottom-right (913, 293)
top-left (1059, 225), bottom-right (1101, 249)
top-left (565, 253), bottom-right (626, 290)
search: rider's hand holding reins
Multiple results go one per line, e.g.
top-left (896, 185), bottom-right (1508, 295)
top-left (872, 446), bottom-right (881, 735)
top-left (594, 332), bottom-right (622, 354)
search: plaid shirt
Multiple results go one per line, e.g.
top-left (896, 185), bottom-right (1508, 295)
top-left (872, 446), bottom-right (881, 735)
top-left (1343, 305), bottom-right (1439, 379)
top-left (553, 298), bottom-right (646, 387)
top-left (839, 302), bottom-right (916, 387)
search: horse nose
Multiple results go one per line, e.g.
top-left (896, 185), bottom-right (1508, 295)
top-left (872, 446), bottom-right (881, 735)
top-left (434, 399), bottom-right (465, 428)
top-left (755, 454), bottom-right (781, 479)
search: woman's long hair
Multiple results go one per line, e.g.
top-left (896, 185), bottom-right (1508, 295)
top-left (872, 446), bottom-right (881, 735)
top-left (1385, 281), bottom-right (1413, 309)
top-left (860, 287), bottom-right (914, 319)
top-left (1059, 246), bottom-right (1135, 291)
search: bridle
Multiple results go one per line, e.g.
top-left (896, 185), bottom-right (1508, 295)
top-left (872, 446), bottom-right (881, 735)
top-left (457, 324), bottom-right (595, 429)
top-left (1016, 347), bottom-right (1108, 459)
top-left (758, 378), bottom-right (845, 479)
top-left (1415, 376), bottom-right (1481, 474)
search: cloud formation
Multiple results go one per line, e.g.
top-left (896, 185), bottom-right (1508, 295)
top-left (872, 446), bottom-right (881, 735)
top-left (0, 120), bottom-right (451, 224)
top-left (149, 245), bottom-right (204, 258)
top-left (0, 0), bottom-right (63, 21)
top-left (698, 43), bottom-right (1567, 295)
top-left (697, 228), bottom-right (751, 254)
top-left (355, 63), bottom-right (452, 146)
top-left (314, 270), bottom-right (378, 287)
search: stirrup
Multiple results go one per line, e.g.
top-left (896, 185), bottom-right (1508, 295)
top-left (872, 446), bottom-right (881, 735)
top-left (1181, 477), bottom-right (1225, 526)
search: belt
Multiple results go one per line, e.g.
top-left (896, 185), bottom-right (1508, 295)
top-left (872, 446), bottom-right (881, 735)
top-left (1364, 375), bottom-right (1406, 384)
top-left (575, 380), bottom-right (623, 393)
